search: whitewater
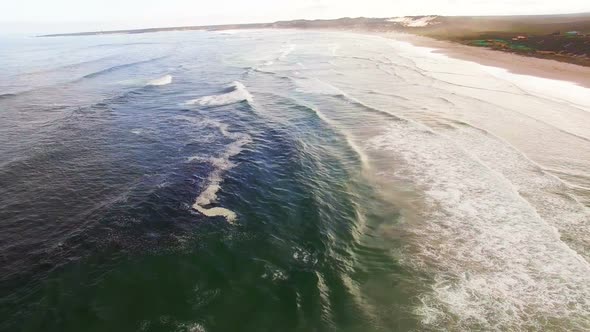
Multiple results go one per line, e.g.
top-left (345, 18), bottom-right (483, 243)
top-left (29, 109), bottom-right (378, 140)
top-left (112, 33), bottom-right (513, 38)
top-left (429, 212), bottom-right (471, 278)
top-left (237, 31), bottom-right (590, 330)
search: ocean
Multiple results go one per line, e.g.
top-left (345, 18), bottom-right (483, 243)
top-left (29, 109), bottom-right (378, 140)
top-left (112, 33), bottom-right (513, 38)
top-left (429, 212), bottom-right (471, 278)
top-left (1, 29), bottom-right (589, 331)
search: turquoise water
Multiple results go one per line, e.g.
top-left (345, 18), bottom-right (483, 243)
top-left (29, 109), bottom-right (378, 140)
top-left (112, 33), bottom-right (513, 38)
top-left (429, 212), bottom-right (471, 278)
top-left (1, 30), bottom-right (590, 331)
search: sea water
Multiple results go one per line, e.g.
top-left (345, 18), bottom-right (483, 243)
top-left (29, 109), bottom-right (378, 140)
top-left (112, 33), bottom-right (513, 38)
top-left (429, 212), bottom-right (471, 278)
top-left (1, 29), bottom-right (589, 331)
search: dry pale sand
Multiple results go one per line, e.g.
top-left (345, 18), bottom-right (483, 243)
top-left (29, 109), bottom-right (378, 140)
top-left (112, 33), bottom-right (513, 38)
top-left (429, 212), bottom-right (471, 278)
top-left (375, 31), bottom-right (590, 89)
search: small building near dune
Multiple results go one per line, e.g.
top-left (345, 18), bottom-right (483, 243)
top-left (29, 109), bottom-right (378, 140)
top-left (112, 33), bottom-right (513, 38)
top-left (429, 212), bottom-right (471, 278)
top-left (565, 31), bottom-right (580, 36)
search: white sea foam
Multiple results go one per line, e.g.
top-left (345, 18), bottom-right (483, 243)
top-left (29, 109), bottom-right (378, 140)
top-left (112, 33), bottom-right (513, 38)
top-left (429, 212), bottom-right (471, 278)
top-left (185, 81), bottom-right (253, 107)
top-left (330, 44), bottom-right (340, 56)
top-left (175, 31), bottom-right (589, 328)
top-left (367, 120), bottom-right (590, 330)
top-left (188, 119), bottom-right (251, 223)
top-left (261, 265), bottom-right (288, 281)
top-left (299, 34), bottom-right (590, 329)
top-left (279, 43), bottom-right (296, 60)
top-left (146, 74), bottom-right (173, 86)
top-left (175, 321), bottom-right (207, 332)
top-left (259, 44), bottom-right (296, 67)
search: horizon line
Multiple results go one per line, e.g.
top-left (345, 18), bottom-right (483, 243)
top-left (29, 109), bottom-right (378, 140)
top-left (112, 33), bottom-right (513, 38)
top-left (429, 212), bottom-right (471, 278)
top-left (38, 11), bottom-right (590, 37)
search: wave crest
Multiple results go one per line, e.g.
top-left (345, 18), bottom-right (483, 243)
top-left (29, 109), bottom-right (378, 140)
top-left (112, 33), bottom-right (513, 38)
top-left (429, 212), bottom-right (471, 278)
top-left (185, 81), bottom-right (253, 107)
top-left (146, 74), bottom-right (172, 86)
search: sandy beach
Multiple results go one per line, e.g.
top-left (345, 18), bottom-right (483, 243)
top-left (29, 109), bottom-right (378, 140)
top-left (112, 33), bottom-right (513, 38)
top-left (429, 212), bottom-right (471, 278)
top-left (376, 31), bottom-right (590, 89)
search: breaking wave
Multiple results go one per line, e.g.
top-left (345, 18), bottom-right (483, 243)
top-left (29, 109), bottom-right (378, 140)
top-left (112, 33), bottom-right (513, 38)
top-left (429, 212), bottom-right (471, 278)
top-left (278, 43), bottom-right (296, 60)
top-left (146, 74), bottom-right (173, 86)
top-left (290, 73), bottom-right (590, 329)
top-left (185, 81), bottom-right (253, 107)
top-left (367, 119), bottom-right (590, 331)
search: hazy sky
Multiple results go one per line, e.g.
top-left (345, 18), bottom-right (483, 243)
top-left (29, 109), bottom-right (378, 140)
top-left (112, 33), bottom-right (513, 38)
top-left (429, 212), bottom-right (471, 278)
top-left (2, 0), bottom-right (589, 33)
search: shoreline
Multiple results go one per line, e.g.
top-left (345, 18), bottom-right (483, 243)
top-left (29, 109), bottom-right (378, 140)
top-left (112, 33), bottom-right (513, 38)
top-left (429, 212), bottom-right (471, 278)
top-left (371, 31), bottom-right (590, 89)
top-left (269, 27), bottom-right (590, 89)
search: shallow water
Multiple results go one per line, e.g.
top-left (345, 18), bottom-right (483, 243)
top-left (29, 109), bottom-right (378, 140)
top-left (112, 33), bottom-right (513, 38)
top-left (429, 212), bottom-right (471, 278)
top-left (1, 30), bottom-right (589, 331)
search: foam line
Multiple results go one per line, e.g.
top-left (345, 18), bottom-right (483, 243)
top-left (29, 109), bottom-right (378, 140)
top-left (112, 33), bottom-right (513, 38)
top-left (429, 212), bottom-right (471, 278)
top-left (367, 120), bottom-right (590, 330)
top-left (188, 119), bottom-right (251, 223)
